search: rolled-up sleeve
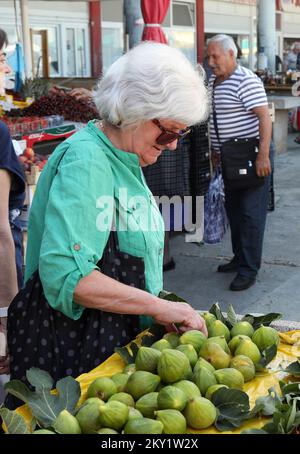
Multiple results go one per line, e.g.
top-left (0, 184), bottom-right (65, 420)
top-left (39, 147), bottom-right (114, 320)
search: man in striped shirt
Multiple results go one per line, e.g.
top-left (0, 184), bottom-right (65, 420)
top-left (207, 34), bottom-right (273, 291)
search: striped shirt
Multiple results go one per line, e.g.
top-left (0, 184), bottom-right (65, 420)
top-left (208, 65), bottom-right (268, 151)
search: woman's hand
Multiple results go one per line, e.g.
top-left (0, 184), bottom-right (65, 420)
top-left (70, 87), bottom-right (93, 102)
top-left (152, 300), bottom-right (208, 336)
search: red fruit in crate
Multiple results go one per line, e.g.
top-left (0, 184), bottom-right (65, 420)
top-left (24, 147), bottom-right (35, 158)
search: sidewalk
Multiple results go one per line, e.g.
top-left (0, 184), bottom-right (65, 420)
top-left (163, 132), bottom-right (300, 322)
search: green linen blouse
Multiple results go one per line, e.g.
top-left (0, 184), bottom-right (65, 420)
top-left (25, 121), bottom-right (165, 320)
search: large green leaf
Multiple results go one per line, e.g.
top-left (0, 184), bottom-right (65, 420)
top-left (0, 408), bottom-right (31, 434)
top-left (158, 290), bottom-right (187, 303)
top-left (55, 376), bottom-right (81, 414)
top-left (4, 380), bottom-right (34, 404)
top-left (255, 344), bottom-right (278, 371)
top-left (211, 387), bottom-right (251, 431)
top-left (226, 304), bottom-right (238, 328)
top-left (284, 359), bottom-right (300, 377)
top-left (280, 382), bottom-right (300, 397)
top-left (241, 313), bottom-right (282, 330)
top-left (249, 387), bottom-right (281, 417)
top-left (4, 368), bottom-right (81, 428)
top-left (26, 368), bottom-right (54, 392)
top-left (209, 303), bottom-right (230, 328)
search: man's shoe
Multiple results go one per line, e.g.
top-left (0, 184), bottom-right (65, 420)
top-left (230, 274), bottom-right (256, 291)
top-left (218, 260), bottom-right (238, 273)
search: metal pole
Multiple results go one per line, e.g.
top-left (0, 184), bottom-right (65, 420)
top-left (89, 0), bottom-right (102, 77)
top-left (257, 0), bottom-right (276, 73)
top-left (20, 0), bottom-right (32, 77)
top-left (123, 0), bottom-right (143, 49)
top-left (195, 0), bottom-right (205, 64)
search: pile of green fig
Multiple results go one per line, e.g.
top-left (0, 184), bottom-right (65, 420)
top-left (38, 315), bottom-right (280, 434)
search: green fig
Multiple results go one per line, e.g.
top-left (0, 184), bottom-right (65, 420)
top-left (157, 386), bottom-right (187, 411)
top-left (125, 371), bottom-right (160, 400)
top-left (108, 392), bottom-right (135, 407)
top-left (176, 344), bottom-right (198, 368)
top-left (135, 346), bottom-right (161, 373)
top-left (157, 349), bottom-right (190, 383)
top-left (32, 429), bottom-right (56, 434)
top-left (151, 339), bottom-right (171, 351)
top-left (230, 355), bottom-right (256, 382)
top-left (201, 312), bottom-right (217, 327)
top-left (52, 410), bottom-right (82, 434)
top-left (214, 368), bottom-right (244, 390)
top-left (193, 357), bottom-right (215, 375)
top-left (228, 335), bottom-right (251, 354)
top-left (235, 339), bottom-right (261, 365)
top-left (184, 397), bottom-right (217, 429)
top-left (127, 407), bottom-right (143, 421)
top-left (252, 326), bottom-right (279, 352)
top-left (205, 336), bottom-right (230, 354)
top-left (87, 376), bottom-right (117, 401)
top-left (111, 373), bottom-right (129, 392)
top-left (163, 332), bottom-right (180, 348)
top-left (230, 321), bottom-right (254, 338)
top-left (208, 320), bottom-right (230, 342)
top-left (98, 401), bottom-right (129, 431)
top-left (179, 330), bottom-right (207, 353)
top-left (173, 380), bottom-right (201, 400)
top-left (199, 342), bottom-right (231, 370)
top-left (124, 418), bottom-right (163, 434)
top-left (193, 367), bottom-right (217, 395)
top-left (135, 392), bottom-right (158, 419)
top-left (155, 409), bottom-right (187, 434)
top-left (97, 428), bottom-right (119, 434)
top-left (76, 401), bottom-right (102, 434)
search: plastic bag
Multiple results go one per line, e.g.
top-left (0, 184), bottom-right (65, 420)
top-left (203, 169), bottom-right (228, 244)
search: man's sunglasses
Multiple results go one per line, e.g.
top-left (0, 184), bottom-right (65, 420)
top-left (152, 119), bottom-right (191, 146)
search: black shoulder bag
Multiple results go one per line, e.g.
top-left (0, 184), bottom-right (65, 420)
top-left (212, 88), bottom-right (265, 191)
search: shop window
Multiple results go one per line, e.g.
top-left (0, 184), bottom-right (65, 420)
top-left (76, 29), bottom-right (87, 77)
top-left (48, 28), bottom-right (59, 76)
top-left (172, 2), bottom-right (194, 27)
top-left (102, 26), bottom-right (123, 74)
top-left (66, 28), bottom-right (76, 76)
top-left (166, 29), bottom-right (196, 63)
top-left (65, 26), bottom-right (88, 77)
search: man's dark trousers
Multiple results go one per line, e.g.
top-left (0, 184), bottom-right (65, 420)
top-left (224, 146), bottom-right (274, 279)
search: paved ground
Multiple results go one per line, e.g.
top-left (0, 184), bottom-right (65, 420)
top-left (164, 132), bottom-right (300, 323)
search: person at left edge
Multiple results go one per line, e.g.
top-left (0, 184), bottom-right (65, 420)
top-left (5, 42), bottom-right (209, 407)
top-left (0, 28), bottom-right (25, 381)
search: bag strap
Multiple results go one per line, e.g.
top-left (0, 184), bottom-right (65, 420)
top-left (212, 80), bottom-right (221, 147)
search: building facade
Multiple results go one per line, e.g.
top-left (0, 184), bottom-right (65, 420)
top-left (0, 0), bottom-right (300, 77)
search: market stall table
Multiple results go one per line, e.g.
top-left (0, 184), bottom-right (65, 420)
top-left (267, 95), bottom-right (300, 153)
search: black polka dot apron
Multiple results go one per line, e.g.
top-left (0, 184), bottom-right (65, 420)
top-left (5, 230), bottom-right (145, 409)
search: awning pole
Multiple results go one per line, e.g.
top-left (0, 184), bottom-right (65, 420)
top-left (20, 0), bottom-right (32, 78)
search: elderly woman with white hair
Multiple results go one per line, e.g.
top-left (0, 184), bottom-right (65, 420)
top-left (6, 42), bottom-right (209, 403)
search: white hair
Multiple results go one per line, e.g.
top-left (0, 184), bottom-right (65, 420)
top-left (207, 34), bottom-right (238, 58)
top-left (93, 41), bottom-right (209, 128)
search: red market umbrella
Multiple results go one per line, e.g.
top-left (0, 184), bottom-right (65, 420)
top-left (141, 0), bottom-right (170, 44)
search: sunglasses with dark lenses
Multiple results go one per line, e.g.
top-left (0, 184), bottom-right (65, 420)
top-left (152, 119), bottom-right (191, 146)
